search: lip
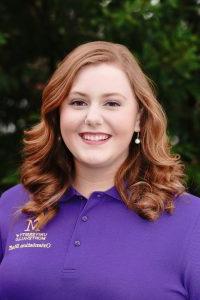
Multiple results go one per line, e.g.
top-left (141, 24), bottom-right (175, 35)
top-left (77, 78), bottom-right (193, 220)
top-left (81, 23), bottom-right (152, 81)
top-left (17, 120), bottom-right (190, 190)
top-left (79, 132), bottom-right (112, 137)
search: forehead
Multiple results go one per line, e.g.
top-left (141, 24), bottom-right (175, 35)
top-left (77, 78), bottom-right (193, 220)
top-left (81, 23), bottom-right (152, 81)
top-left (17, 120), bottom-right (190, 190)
top-left (69, 63), bottom-right (133, 95)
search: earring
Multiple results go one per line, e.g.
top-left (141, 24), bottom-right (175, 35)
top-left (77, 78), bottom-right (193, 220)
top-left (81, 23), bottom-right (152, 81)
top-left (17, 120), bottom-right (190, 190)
top-left (135, 132), bottom-right (140, 144)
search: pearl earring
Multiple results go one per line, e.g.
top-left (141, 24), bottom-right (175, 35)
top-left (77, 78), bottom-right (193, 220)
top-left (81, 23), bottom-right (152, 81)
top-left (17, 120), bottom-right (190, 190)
top-left (135, 132), bottom-right (140, 144)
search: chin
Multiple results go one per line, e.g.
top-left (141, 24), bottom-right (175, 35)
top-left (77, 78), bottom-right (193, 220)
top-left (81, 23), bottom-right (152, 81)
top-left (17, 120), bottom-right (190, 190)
top-left (82, 159), bottom-right (109, 167)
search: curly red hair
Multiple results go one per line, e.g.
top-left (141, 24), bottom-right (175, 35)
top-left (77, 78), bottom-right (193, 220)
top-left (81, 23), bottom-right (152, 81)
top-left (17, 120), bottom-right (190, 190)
top-left (17, 41), bottom-right (186, 229)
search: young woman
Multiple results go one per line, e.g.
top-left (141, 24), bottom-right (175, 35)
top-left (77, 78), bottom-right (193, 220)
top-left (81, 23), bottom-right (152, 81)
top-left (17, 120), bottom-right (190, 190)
top-left (0, 41), bottom-right (199, 300)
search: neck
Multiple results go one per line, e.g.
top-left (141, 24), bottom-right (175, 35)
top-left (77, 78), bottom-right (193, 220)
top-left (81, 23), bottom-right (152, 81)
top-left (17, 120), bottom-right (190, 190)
top-left (72, 162), bottom-right (118, 199)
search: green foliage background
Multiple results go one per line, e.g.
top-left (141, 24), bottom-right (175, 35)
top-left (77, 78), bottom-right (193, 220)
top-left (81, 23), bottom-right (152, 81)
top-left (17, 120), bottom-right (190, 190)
top-left (0, 0), bottom-right (199, 195)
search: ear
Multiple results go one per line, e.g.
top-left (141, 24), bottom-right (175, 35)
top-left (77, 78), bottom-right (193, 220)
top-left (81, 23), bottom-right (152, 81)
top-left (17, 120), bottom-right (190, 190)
top-left (134, 109), bottom-right (142, 132)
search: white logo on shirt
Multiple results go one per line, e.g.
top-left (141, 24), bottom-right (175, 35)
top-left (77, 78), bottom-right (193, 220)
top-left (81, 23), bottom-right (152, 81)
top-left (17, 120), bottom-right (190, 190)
top-left (24, 218), bottom-right (40, 232)
top-left (8, 218), bottom-right (52, 251)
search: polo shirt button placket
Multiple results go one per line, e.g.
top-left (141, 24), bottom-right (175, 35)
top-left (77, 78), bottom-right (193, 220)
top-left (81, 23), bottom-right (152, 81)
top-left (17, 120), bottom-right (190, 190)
top-left (73, 196), bottom-right (88, 250)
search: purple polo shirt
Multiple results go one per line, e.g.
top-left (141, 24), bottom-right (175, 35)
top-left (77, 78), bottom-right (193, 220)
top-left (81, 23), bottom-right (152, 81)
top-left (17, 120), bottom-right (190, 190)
top-left (0, 184), bottom-right (200, 300)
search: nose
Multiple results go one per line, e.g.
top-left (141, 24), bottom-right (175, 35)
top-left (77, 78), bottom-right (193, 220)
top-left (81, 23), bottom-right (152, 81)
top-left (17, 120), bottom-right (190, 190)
top-left (84, 105), bottom-right (103, 126)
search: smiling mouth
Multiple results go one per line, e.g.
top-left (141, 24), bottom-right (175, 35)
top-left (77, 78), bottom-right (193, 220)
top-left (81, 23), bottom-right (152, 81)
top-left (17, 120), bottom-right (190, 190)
top-left (79, 134), bottom-right (112, 145)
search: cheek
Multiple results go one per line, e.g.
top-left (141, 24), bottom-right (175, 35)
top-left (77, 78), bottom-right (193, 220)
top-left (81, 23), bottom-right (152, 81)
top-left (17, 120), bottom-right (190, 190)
top-left (60, 110), bottom-right (80, 133)
top-left (112, 111), bottom-right (136, 135)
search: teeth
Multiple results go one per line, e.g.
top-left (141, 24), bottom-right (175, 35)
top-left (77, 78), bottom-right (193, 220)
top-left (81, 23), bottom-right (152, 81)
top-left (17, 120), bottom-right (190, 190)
top-left (82, 134), bottom-right (109, 141)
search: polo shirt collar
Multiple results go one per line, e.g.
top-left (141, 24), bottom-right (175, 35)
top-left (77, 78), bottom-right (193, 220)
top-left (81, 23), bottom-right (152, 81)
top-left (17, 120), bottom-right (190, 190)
top-left (59, 185), bottom-right (122, 203)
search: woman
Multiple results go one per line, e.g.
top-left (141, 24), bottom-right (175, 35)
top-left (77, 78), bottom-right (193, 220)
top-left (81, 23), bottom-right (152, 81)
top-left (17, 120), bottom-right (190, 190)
top-left (0, 41), bottom-right (200, 300)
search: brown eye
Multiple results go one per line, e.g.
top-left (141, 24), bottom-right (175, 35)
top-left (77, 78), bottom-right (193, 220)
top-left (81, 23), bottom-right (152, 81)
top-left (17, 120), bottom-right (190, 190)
top-left (70, 100), bottom-right (87, 106)
top-left (105, 101), bottom-right (120, 107)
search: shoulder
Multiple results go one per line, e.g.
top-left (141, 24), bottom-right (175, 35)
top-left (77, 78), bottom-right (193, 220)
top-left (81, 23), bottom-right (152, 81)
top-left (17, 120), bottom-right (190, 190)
top-left (163, 192), bottom-right (200, 237)
top-left (174, 192), bottom-right (200, 216)
top-left (0, 184), bottom-right (30, 216)
top-left (156, 192), bottom-right (200, 232)
top-left (176, 191), bottom-right (200, 204)
top-left (175, 193), bottom-right (200, 295)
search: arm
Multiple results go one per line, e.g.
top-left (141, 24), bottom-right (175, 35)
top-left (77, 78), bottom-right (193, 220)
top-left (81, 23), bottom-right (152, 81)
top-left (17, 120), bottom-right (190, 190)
top-left (181, 211), bottom-right (200, 299)
top-left (0, 228), bottom-right (2, 264)
top-left (0, 194), bottom-right (4, 263)
top-left (0, 184), bottom-right (29, 264)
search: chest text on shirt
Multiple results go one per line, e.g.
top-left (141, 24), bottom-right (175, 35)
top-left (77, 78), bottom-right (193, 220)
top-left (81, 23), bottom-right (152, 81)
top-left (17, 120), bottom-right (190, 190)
top-left (8, 218), bottom-right (52, 251)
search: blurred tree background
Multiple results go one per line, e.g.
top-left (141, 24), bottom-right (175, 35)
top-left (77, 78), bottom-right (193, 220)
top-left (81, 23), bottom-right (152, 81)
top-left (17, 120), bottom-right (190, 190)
top-left (0, 0), bottom-right (199, 195)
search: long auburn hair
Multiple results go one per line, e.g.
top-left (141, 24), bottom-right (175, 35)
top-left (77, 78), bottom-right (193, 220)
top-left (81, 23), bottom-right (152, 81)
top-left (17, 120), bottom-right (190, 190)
top-left (18, 41), bottom-right (186, 229)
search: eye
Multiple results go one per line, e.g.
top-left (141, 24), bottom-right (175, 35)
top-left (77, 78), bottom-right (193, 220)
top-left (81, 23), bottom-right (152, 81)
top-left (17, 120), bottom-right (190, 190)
top-left (69, 99), bottom-right (121, 107)
top-left (105, 101), bottom-right (121, 107)
top-left (69, 100), bottom-right (87, 106)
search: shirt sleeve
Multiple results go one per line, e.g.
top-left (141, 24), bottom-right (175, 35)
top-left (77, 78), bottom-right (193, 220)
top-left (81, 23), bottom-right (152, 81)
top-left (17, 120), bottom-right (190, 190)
top-left (0, 191), bottom-right (8, 264)
top-left (182, 211), bottom-right (200, 299)
top-left (0, 194), bottom-right (3, 263)
top-left (0, 228), bottom-right (3, 264)
top-left (0, 184), bottom-right (28, 265)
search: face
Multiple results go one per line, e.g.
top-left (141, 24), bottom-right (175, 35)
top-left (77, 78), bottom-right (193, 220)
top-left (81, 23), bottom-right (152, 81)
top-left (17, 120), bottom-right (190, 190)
top-left (59, 63), bottom-right (140, 173)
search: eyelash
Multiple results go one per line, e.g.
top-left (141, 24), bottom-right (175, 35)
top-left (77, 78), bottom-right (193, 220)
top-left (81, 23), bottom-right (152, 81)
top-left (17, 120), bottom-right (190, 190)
top-left (69, 100), bottom-right (120, 107)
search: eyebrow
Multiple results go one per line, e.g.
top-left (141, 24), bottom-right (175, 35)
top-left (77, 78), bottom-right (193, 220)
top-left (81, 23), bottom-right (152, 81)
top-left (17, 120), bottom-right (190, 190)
top-left (68, 91), bottom-right (126, 100)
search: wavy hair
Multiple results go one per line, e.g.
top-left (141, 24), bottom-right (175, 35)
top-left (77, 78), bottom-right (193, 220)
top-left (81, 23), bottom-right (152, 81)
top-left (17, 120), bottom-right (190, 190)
top-left (17, 41), bottom-right (186, 229)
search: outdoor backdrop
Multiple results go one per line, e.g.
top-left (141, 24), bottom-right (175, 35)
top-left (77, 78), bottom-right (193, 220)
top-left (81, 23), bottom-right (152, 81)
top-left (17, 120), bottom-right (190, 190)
top-left (0, 0), bottom-right (199, 195)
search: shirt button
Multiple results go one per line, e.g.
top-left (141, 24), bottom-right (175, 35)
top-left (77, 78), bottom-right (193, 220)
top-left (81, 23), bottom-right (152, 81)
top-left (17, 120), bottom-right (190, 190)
top-left (82, 216), bottom-right (88, 222)
top-left (97, 194), bottom-right (102, 198)
top-left (74, 240), bottom-right (81, 247)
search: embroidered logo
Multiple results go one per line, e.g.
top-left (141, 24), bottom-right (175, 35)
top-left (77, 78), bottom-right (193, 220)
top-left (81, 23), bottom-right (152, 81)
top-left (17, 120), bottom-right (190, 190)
top-left (8, 218), bottom-right (52, 251)
top-left (24, 218), bottom-right (40, 232)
